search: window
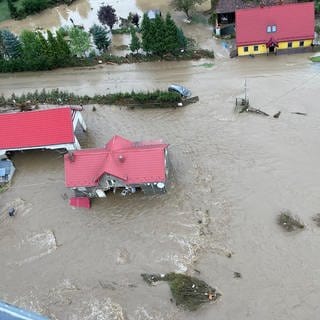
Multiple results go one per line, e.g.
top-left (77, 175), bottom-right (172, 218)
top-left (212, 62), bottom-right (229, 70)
top-left (288, 42), bottom-right (292, 48)
top-left (299, 41), bottom-right (304, 47)
top-left (254, 45), bottom-right (259, 51)
top-left (244, 46), bottom-right (249, 52)
top-left (267, 25), bottom-right (277, 33)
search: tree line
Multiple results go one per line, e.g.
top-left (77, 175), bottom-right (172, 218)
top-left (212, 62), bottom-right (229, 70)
top-left (0, 6), bottom-right (190, 72)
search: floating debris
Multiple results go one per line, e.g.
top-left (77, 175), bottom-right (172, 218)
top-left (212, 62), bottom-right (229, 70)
top-left (233, 272), bottom-right (242, 278)
top-left (273, 111), bottom-right (281, 118)
top-left (291, 112), bottom-right (307, 116)
top-left (312, 213), bottom-right (320, 227)
top-left (141, 272), bottom-right (220, 311)
top-left (277, 211), bottom-right (305, 232)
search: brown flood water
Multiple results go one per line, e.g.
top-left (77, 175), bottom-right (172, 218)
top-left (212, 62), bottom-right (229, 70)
top-left (1, 1), bottom-right (320, 318)
top-left (1, 53), bottom-right (320, 319)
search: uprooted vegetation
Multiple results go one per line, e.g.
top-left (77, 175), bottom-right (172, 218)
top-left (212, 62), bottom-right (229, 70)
top-left (277, 210), bottom-right (305, 232)
top-left (141, 272), bottom-right (220, 311)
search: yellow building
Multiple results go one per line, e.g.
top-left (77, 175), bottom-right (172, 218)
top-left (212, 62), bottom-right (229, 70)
top-left (235, 2), bottom-right (315, 56)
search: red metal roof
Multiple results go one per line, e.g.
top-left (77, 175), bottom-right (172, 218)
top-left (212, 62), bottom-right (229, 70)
top-left (0, 107), bottom-right (74, 150)
top-left (64, 135), bottom-right (168, 187)
top-left (236, 2), bottom-right (315, 46)
top-left (70, 197), bottom-right (91, 208)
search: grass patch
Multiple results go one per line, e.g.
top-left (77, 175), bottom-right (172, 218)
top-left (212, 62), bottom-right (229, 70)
top-left (141, 272), bottom-right (220, 311)
top-left (310, 55), bottom-right (320, 62)
top-left (0, 1), bottom-right (11, 22)
top-left (198, 62), bottom-right (214, 68)
top-left (277, 210), bottom-right (305, 232)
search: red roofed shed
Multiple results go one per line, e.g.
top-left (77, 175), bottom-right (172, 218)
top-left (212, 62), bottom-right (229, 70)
top-left (236, 2), bottom-right (315, 56)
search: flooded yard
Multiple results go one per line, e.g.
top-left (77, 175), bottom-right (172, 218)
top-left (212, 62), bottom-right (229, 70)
top-left (1, 1), bottom-right (320, 319)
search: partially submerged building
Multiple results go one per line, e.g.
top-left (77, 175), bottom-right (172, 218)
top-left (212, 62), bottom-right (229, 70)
top-left (64, 135), bottom-right (169, 208)
top-left (0, 107), bottom-right (86, 185)
top-left (236, 2), bottom-right (315, 56)
top-left (0, 107), bottom-right (86, 158)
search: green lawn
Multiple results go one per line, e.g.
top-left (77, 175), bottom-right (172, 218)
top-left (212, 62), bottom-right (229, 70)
top-left (0, 0), bottom-right (11, 23)
top-left (311, 55), bottom-right (320, 62)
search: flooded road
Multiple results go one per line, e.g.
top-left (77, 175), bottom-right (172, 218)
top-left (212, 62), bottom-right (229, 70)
top-left (1, 53), bottom-right (320, 319)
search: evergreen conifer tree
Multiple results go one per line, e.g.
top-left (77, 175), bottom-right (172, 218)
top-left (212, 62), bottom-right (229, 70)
top-left (129, 27), bottom-right (141, 53)
top-left (141, 14), bottom-right (152, 54)
top-left (1, 29), bottom-right (21, 59)
top-left (164, 13), bottom-right (180, 54)
top-left (89, 24), bottom-right (111, 52)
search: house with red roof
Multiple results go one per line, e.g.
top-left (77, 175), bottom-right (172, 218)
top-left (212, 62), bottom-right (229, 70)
top-left (64, 135), bottom-right (169, 207)
top-left (0, 107), bottom-right (87, 159)
top-left (236, 2), bottom-right (315, 56)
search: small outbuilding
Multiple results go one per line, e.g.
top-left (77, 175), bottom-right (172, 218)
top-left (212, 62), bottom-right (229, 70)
top-left (64, 135), bottom-right (169, 207)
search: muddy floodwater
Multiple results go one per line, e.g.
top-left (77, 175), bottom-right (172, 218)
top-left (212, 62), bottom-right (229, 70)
top-left (1, 53), bottom-right (320, 319)
top-left (1, 2), bottom-right (320, 317)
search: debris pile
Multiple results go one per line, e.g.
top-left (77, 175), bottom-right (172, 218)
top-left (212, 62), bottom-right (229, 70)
top-left (141, 272), bottom-right (220, 311)
top-left (277, 210), bottom-right (305, 232)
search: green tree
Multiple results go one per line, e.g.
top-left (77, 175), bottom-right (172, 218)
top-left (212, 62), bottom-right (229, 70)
top-left (152, 14), bottom-right (166, 56)
top-left (170, 0), bottom-right (206, 18)
top-left (316, 0), bottom-right (320, 13)
top-left (56, 30), bottom-right (71, 64)
top-left (21, 0), bottom-right (48, 15)
top-left (129, 27), bottom-right (141, 53)
top-left (141, 14), bottom-right (153, 53)
top-left (7, 0), bottom-right (18, 19)
top-left (164, 13), bottom-right (180, 54)
top-left (69, 27), bottom-right (91, 57)
top-left (1, 29), bottom-right (21, 59)
top-left (20, 30), bottom-right (48, 70)
top-left (177, 28), bottom-right (187, 50)
top-left (89, 24), bottom-right (111, 51)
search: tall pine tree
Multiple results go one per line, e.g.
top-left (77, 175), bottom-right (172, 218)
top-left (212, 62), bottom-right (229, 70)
top-left (129, 27), bottom-right (140, 53)
top-left (89, 24), bottom-right (111, 52)
top-left (1, 29), bottom-right (21, 59)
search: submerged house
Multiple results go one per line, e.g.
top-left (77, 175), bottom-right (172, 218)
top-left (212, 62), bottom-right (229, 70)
top-left (0, 107), bottom-right (86, 159)
top-left (64, 135), bottom-right (169, 208)
top-left (236, 2), bottom-right (315, 56)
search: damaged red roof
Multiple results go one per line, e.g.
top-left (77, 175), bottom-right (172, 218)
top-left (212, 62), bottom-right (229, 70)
top-left (64, 135), bottom-right (168, 187)
top-left (236, 2), bottom-right (315, 46)
top-left (0, 107), bottom-right (74, 150)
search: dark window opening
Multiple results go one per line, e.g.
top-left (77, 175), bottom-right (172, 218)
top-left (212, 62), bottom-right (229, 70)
top-left (299, 41), bottom-right (304, 47)
top-left (244, 46), bottom-right (249, 52)
top-left (288, 42), bottom-right (292, 48)
top-left (254, 45), bottom-right (259, 51)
